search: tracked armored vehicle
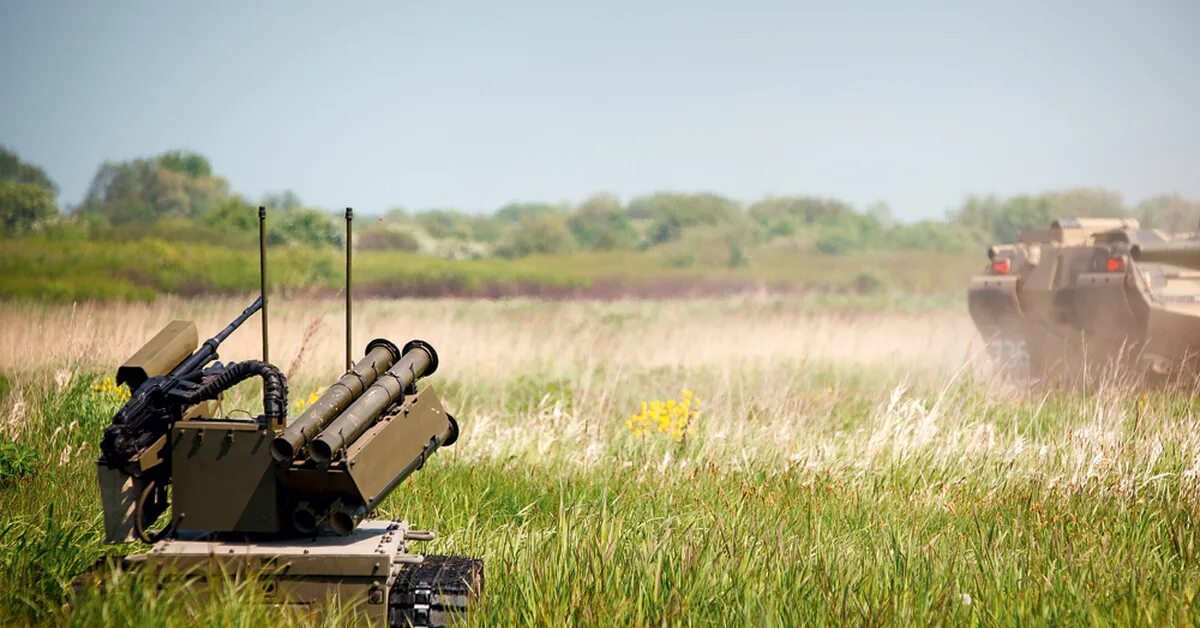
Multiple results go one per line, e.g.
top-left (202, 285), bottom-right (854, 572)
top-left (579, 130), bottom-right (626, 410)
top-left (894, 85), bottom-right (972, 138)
top-left (968, 217), bottom-right (1200, 380)
top-left (89, 208), bottom-right (481, 626)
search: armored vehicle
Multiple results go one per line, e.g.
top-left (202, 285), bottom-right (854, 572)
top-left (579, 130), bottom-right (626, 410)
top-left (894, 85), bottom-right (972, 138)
top-left (90, 208), bottom-right (482, 626)
top-left (968, 217), bottom-right (1200, 380)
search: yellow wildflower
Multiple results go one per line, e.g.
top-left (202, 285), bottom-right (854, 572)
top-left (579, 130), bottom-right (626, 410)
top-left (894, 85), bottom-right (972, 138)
top-left (91, 376), bottom-right (131, 402)
top-left (293, 390), bottom-right (322, 413)
top-left (625, 390), bottom-right (699, 443)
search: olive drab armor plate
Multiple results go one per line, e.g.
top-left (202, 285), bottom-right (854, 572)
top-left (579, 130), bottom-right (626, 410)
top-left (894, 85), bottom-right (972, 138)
top-left (172, 419), bottom-right (279, 534)
top-left (128, 520), bottom-right (482, 627)
top-left (116, 321), bottom-right (198, 390)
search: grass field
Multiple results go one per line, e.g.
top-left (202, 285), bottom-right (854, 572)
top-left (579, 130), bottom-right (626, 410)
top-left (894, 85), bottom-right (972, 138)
top-left (2, 297), bottom-right (1200, 625)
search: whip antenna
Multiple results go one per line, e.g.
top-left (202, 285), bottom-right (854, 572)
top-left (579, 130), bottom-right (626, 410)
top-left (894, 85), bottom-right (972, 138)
top-left (259, 205), bottom-right (269, 364)
top-left (345, 207), bottom-right (353, 371)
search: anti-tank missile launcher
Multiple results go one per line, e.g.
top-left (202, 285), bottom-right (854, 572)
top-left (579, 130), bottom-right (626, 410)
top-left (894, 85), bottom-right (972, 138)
top-left (92, 207), bottom-right (481, 627)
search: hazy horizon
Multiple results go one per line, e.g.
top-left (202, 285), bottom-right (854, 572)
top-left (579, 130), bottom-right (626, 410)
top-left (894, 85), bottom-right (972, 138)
top-left (2, 0), bottom-right (1198, 219)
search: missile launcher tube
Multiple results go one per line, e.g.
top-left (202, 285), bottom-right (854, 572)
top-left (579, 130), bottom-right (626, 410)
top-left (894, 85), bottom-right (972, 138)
top-left (308, 340), bottom-right (438, 466)
top-left (270, 339), bottom-right (402, 463)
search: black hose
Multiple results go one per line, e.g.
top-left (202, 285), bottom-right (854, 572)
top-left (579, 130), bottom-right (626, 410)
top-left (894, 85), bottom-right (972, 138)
top-left (187, 360), bottom-right (288, 426)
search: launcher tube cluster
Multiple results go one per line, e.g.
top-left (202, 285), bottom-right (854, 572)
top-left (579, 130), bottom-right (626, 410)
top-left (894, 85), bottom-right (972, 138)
top-left (308, 340), bottom-right (438, 466)
top-left (270, 339), bottom-right (401, 463)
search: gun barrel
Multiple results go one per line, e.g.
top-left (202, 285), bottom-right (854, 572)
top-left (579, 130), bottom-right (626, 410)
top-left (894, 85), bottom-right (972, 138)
top-left (1131, 242), bottom-right (1200, 271)
top-left (270, 339), bottom-right (401, 463)
top-left (308, 340), bottom-right (438, 466)
top-left (171, 296), bottom-right (264, 376)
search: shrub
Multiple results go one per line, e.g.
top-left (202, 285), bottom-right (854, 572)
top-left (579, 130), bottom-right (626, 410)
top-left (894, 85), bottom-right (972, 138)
top-left (854, 271), bottom-right (886, 294)
top-left (0, 437), bottom-right (36, 484)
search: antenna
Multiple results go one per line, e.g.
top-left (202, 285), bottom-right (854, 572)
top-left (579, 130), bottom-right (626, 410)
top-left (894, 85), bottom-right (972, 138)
top-left (259, 206), bottom-right (269, 365)
top-left (345, 207), bottom-right (353, 371)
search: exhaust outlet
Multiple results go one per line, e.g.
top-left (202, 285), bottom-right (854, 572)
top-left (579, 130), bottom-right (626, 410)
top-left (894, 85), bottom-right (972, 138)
top-left (291, 501), bottom-right (325, 535)
top-left (329, 499), bottom-right (367, 536)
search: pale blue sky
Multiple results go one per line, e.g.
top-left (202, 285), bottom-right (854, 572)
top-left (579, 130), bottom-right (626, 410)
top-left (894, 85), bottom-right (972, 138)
top-left (1, 0), bottom-right (1197, 219)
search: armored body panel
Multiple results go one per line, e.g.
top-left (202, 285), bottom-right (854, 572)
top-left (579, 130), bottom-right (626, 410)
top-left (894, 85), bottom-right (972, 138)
top-left (172, 418), bottom-right (278, 533)
top-left (968, 217), bottom-right (1200, 380)
top-left (128, 520), bottom-right (482, 626)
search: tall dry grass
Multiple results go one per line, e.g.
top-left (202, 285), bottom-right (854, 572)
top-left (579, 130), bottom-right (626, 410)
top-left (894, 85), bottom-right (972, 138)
top-left (0, 296), bottom-right (978, 378)
top-left (4, 297), bottom-right (1200, 624)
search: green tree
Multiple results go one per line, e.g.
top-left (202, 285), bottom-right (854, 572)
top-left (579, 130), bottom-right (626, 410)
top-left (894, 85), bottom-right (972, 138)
top-left (157, 150), bottom-right (213, 178)
top-left (383, 207), bottom-right (410, 221)
top-left (866, 201), bottom-right (894, 228)
top-left (0, 146), bottom-right (57, 194)
top-left (567, 193), bottom-right (637, 250)
top-left (628, 192), bottom-right (742, 245)
top-left (950, 188), bottom-right (1130, 243)
top-left (495, 213), bottom-right (575, 258)
top-left (205, 195), bottom-right (258, 232)
top-left (411, 210), bottom-right (504, 243)
top-left (1136, 195), bottom-right (1200, 232)
top-left (748, 196), bottom-right (854, 238)
top-left (884, 220), bottom-right (977, 252)
top-left (950, 194), bottom-right (1051, 242)
top-left (1046, 188), bottom-right (1125, 218)
top-left (815, 212), bottom-right (882, 254)
top-left (414, 209), bottom-right (474, 240)
top-left (992, 195), bottom-right (1053, 242)
top-left (269, 207), bottom-right (342, 247)
top-left (261, 190), bottom-right (303, 211)
top-left (359, 222), bottom-right (421, 251)
top-left (77, 151), bottom-right (230, 225)
top-left (495, 201), bottom-right (560, 224)
top-left (464, 214), bottom-right (504, 243)
top-left (0, 182), bottom-right (56, 234)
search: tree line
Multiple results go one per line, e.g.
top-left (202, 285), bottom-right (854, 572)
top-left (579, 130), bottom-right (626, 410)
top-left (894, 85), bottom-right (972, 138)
top-left (3, 146), bottom-right (1199, 262)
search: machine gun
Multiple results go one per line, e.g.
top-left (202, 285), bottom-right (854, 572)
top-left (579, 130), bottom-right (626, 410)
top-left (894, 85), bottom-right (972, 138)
top-left (99, 297), bottom-right (279, 468)
top-left (94, 207), bottom-right (481, 627)
top-left (97, 296), bottom-right (287, 543)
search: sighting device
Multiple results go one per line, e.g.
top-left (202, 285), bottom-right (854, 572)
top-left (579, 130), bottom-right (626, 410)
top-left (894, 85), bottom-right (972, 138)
top-left (95, 206), bottom-right (481, 626)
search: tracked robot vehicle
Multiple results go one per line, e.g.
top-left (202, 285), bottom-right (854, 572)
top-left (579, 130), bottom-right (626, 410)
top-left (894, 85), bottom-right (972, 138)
top-left (93, 208), bottom-right (481, 626)
top-left (969, 217), bottom-right (1200, 380)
